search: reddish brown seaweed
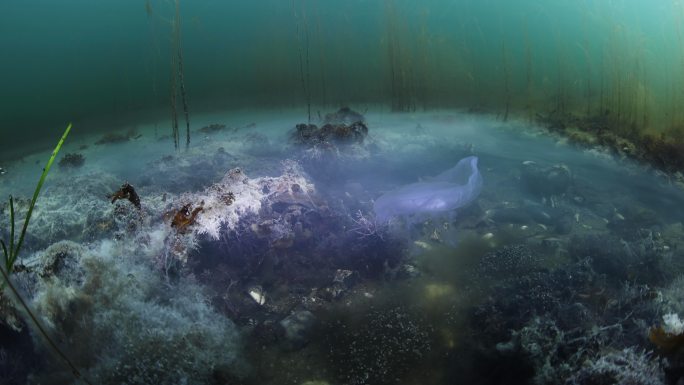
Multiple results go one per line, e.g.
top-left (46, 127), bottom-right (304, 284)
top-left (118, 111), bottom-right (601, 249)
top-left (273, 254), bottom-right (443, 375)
top-left (171, 202), bottom-right (204, 233)
top-left (110, 182), bottom-right (141, 209)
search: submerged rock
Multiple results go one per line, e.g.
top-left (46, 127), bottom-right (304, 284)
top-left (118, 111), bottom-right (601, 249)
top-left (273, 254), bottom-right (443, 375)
top-left (323, 107), bottom-right (365, 125)
top-left (0, 293), bottom-right (23, 332)
top-left (57, 153), bottom-right (85, 169)
top-left (30, 240), bottom-right (85, 281)
top-left (292, 121), bottom-right (368, 145)
top-left (324, 269), bottom-right (361, 300)
top-left (280, 310), bottom-right (316, 350)
top-left (25, 241), bottom-right (243, 384)
top-left (396, 264), bottom-right (421, 280)
top-left (290, 107), bottom-right (367, 146)
top-left (520, 161), bottom-right (572, 197)
top-left (333, 269), bottom-right (360, 288)
top-left (172, 160), bottom-right (317, 244)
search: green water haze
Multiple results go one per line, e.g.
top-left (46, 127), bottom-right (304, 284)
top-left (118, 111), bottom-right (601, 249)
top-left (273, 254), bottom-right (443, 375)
top-left (2, 0), bottom-right (683, 158)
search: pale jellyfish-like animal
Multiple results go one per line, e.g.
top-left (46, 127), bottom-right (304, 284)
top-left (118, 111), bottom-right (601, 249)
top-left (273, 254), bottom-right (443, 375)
top-left (373, 156), bottom-right (483, 225)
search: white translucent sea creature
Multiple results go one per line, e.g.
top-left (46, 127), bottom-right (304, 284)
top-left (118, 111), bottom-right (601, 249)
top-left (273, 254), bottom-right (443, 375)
top-left (373, 156), bottom-right (483, 224)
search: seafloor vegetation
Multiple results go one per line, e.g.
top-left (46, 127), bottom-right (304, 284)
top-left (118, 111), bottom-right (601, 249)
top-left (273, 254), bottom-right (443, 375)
top-left (1, 108), bottom-right (684, 385)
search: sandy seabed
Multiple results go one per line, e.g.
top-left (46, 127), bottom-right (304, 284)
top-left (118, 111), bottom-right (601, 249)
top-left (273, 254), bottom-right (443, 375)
top-left (1, 109), bottom-right (683, 385)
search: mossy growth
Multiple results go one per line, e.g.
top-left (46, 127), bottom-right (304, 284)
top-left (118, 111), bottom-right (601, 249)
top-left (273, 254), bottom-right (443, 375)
top-left (649, 325), bottom-right (684, 353)
top-left (0, 123), bottom-right (92, 384)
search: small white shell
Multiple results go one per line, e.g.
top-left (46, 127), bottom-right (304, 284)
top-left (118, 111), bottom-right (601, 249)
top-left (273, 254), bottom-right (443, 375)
top-left (248, 287), bottom-right (266, 305)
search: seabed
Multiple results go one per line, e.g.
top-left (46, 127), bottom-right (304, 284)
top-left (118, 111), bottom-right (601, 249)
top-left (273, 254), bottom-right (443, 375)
top-left (1, 108), bottom-right (683, 384)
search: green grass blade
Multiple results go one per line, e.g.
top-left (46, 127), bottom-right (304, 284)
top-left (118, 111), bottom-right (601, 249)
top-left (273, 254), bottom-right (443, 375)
top-left (8, 196), bottom-right (15, 265)
top-left (11, 123), bottom-right (71, 267)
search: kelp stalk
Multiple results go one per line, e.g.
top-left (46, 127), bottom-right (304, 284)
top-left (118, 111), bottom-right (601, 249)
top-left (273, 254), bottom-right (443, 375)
top-left (293, 0), bottom-right (311, 123)
top-left (170, 0), bottom-right (190, 150)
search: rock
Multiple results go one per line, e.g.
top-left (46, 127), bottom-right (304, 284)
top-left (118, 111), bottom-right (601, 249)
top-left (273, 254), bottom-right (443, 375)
top-left (323, 107), bottom-right (365, 125)
top-left (520, 161), bottom-right (572, 197)
top-left (333, 269), bottom-right (360, 287)
top-left (495, 340), bottom-right (517, 354)
top-left (212, 363), bottom-right (251, 385)
top-left (20, 240), bottom-right (85, 282)
top-left (280, 310), bottom-right (316, 350)
top-left (0, 293), bottom-right (23, 332)
top-left (324, 270), bottom-right (361, 300)
top-left (553, 213), bottom-right (574, 235)
top-left (396, 264), bottom-right (421, 279)
top-left (250, 319), bottom-right (283, 346)
top-left (58, 153), bottom-right (85, 169)
top-left (292, 121), bottom-right (368, 145)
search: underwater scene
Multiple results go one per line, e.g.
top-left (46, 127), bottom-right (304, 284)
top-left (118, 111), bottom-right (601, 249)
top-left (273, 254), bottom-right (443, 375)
top-left (4, 1), bottom-right (684, 384)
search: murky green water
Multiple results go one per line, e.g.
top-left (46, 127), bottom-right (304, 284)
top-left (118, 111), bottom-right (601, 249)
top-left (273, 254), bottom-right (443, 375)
top-left (3, 1), bottom-right (684, 155)
top-left (2, 2), bottom-right (684, 384)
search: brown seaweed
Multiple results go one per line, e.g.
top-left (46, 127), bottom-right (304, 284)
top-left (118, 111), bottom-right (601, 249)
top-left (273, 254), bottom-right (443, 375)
top-left (109, 182), bottom-right (141, 209)
top-left (170, 202), bottom-right (204, 233)
top-left (649, 325), bottom-right (684, 353)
